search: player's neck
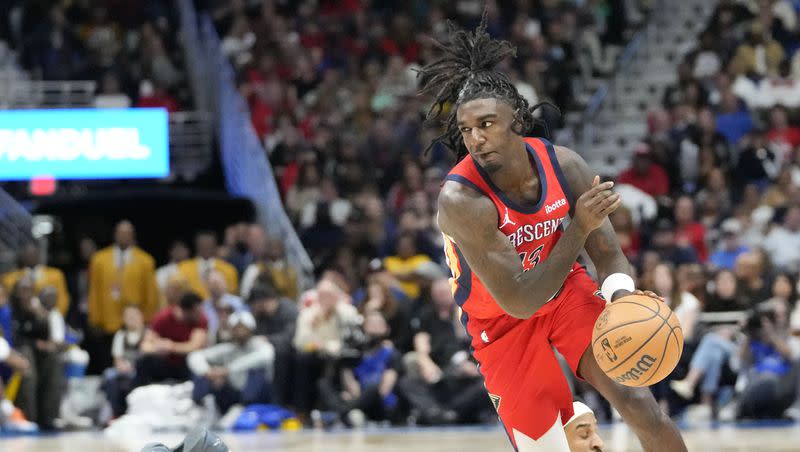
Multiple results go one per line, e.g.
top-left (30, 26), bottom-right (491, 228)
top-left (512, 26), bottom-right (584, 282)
top-left (490, 141), bottom-right (536, 195)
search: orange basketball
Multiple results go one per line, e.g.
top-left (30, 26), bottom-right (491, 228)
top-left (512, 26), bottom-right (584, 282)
top-left (591, 294), bottom-right (683, 387)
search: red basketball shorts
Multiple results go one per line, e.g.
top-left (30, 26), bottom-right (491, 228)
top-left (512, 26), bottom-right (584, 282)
top-left (470, 272), bottom-right (606, 448)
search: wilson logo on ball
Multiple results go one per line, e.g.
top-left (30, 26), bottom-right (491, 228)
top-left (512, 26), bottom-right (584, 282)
top-left (614, 354), bottom-right (657, 383)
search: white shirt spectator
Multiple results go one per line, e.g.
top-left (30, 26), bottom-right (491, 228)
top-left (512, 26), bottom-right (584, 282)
top-left (94, 94), bottom-right (132, 109)
top-left (761, 226), bottom-right (800, 272)
top-left (188, 336), bottom-right (274, 390)
top-left (614, 183), bottom-right (658, 226)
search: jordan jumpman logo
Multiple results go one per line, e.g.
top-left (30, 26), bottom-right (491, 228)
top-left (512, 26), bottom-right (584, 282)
top-left (499, 207), bottom-right (516, 228)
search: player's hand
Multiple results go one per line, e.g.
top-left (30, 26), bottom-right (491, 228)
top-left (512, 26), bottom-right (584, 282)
top-left (631, 289), bottom-right (666, 303)
top-left (573, 176), bottom-right (620, 235)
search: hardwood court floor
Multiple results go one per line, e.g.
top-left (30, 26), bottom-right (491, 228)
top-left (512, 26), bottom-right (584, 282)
top-left (3, 422), bottom-right (800, 451)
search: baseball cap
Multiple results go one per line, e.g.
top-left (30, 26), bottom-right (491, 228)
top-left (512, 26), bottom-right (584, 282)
top-left (228, 311), bottom-right (257, 330)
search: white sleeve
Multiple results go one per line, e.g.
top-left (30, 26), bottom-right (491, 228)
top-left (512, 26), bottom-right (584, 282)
top-left (50, 311), bottom-right (65, 344)
top-left (240, 265), bottom-right (259, 300)
top-left (111, 331), bottom-right (125, 359)
top-left (0, 337), bottom-right (10, 361)
top-left (187, 343), bottom-right (233, 376)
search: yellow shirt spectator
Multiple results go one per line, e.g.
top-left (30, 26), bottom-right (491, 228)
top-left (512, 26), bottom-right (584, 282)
top-left (1, 244), bottom-right (70, 315)
top-left (383, 234), bottom-right (431, 300)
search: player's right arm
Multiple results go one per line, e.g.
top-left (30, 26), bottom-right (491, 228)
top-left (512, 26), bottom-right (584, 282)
top-left (437, 177), bottom-right (619, 319)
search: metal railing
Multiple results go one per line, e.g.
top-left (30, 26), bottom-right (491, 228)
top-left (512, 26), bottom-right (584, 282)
top-left (168, 111), bottom-right (213, 182)
top-left (577, 0), bottom-right (663, 154)
top-left (179, 1), bottom-right (313, 290)
top-left (0, 80), bottom-right (97, 109)
top-left (0, 187), bottom-right (34, 273)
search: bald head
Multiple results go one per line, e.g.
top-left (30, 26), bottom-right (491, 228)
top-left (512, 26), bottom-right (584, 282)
top-left (114, 221), bottom-right (135, 250)
top-left (206, 270), bottom-right (228, 299)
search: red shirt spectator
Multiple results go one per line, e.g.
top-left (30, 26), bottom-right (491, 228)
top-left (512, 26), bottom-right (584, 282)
top-left (150, 297), bottom-right (208, 367)
top-left (137, 80), bottom-right (179, 112)
top-left (617, 145), bottom-right (670, 197)
top-left (674, 196), bottom-right (708, 263)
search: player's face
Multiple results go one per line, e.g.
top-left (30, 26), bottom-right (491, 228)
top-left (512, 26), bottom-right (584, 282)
top-left (565, 413), bottom-right (604, 452)
top-left (456, 98), bottom-right (518, 173)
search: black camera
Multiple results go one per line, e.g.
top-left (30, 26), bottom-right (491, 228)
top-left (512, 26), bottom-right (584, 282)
top-left (745, 306), bottom-right (777, 336)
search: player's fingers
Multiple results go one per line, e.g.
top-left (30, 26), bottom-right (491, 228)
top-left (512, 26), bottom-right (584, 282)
top-left (582, 181), bottom-right (614, 198)
top-left (592, 175), bottom-right (599, 187)
top-left (584, 190), bottom-right (616, 207)
top-left (598, 196), bottom-right (621, 216)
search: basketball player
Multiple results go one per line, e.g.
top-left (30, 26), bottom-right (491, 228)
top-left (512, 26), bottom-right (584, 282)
top-left (564, 402), bottom-right (604, 452)
top-left (419, 17), bottom-right (687, 452)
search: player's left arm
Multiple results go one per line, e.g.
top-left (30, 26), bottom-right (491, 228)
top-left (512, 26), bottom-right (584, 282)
top-left (556, 146), bottom-right (660, 302)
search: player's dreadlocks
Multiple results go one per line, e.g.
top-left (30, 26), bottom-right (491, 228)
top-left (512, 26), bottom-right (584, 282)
top-left (418, 11), bottom-right (557, 162)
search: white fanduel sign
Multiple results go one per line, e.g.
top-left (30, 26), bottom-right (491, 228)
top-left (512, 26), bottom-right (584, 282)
top-left (0, 108), bottom-right (168, 180)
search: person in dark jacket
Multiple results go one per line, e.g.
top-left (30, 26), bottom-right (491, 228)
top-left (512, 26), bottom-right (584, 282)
top-left (248, 285), bottom-right (298, 406)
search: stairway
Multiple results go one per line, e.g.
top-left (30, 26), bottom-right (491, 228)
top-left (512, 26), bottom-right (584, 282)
top-left (577, 0), bottom-right (718, 176)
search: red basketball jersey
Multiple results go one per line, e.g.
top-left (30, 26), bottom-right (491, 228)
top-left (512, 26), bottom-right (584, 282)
top-left (442, 137), bottom-right (589, 347)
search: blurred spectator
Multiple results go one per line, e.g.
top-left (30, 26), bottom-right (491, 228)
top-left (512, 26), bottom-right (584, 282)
top-left (674, 196), bottom-right (708, 263)
top-left (139, 23), bottom-right (181, 88)
top-left (0, 335), bottom-right (33, 431)
top-left (188, 311), bottom-right (274, 416)
top-left (316, 311), bottom-right (401, 426)
top-left (765, 106), bottom-right (800, 162)
top-left (734, 251), bottom-right (771, 305)
top-left (383, 233), bottom-right (432, 301)
top-left (670, 327), bottom-right (738, 420)
top-left (609, 206), bottom-right (641, 261)
top-left (709, 219), bottom-right (751, 270)
top-left (696, 167), bottom-right (733, 220)
top-left (156, 240), bottom-right (191, 293)
top-left (704, 269), bottom-right (750, 312)
top-left (398, 278), bottom-right (491, 425)
top-left (761, 205), bottom-right (800, 272)
top-left (221, 14), bottom-right (255, 69)
top-left (202, 270), bottom-right (245, 346)
top-left (248, 286), bottom-right (298, 406)
top-left (2, 243), bottom-right (70, 315)
top-left (87, 221), bottom-right (158, 374)
top-left (292, 279), bottom-right (360, 416)
top-left (163, 273), bottom-right (190, 309)
top-left (241, 234), bottom-right (299, 302)
top-left (737, 300), bottom-right (800, 419)
top-left (616, 144), bottom-right (670, 198)
top-left (20, 4), bottom-right (86, 80)
top-left (38, 287), bottom-right (66, 352)
top-left (133, 292), bottom-right (208, 387)
top-left (136, 79), bottom-right (180, 112)
top-left (735, 130), bottom-right (777, 189)
top-left (178, 231), bottom-right (238, 300)
top-left (93, 72), bottom-right (131, 108)
top-left (102, 305), bottom-right (145, 417)
top-left (360, 273), bottom-right (412, 352)
top-left (716, 90), bottom-right (754, 147)
top-left (650, 263), bottom-right (700, 341)
top-left (223, 223), bottom-right (253, 277)
top-left (286, 163), bottom-right (323, 224)
top-left (67, 237), bottom-right (96, 329)
top-left (728, 22), bottom-right (785, 78)
top-left (649, 219), bottom-right (698, 266)
top-left (10, 278), bottom-right (63, 430)
top-left (762, 168), bottom-right (798, 209)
